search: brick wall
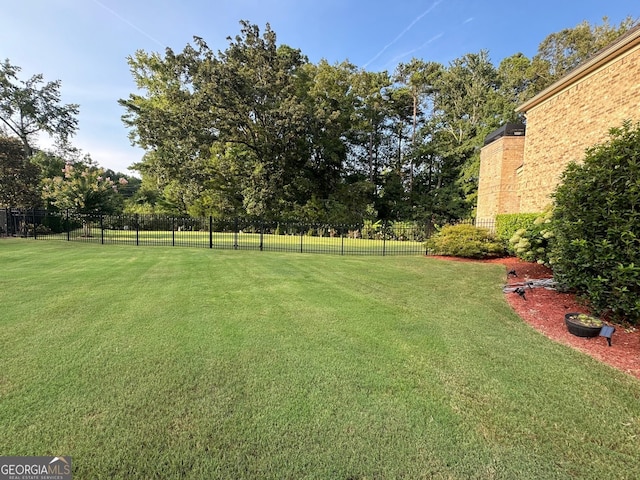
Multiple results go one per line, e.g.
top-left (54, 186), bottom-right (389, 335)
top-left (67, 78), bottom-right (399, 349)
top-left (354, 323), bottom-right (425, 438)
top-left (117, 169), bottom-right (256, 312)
top-left (518, 43), bottom-right (640, 212)
top-left (477, 135), bottom-right (526, 222)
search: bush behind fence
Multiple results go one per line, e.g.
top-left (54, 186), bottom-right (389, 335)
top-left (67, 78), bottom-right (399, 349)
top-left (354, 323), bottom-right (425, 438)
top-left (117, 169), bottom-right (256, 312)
top-left (2, 209), bottom-right (496, 256)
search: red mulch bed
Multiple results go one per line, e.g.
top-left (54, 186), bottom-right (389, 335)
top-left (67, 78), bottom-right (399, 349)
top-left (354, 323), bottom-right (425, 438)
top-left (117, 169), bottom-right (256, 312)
top-left (430, 255), bottom-right (640, 379)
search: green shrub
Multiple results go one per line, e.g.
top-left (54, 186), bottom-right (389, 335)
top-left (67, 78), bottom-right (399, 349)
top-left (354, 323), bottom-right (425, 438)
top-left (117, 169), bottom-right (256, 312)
top-left (425, 224), bottom-right (505, 259)
top-left (23, 223), bottom-right (53, 235)
top-left (495, 213), bottom-right (540, 246)
top-left (378, 221), bottom-right (430, 242)
top-left (41, 214), bottom-right (67, 234)
top-left (508, 208), bottom-right (554, 266)
top-left (362, 220), bottom-right (382, 239)
top-left (552, 121), bottom-right (640, 324)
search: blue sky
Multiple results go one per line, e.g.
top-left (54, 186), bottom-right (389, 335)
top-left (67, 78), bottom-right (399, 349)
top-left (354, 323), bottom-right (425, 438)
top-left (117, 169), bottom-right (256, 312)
top-left (2, 0), bottom-right (637, 175)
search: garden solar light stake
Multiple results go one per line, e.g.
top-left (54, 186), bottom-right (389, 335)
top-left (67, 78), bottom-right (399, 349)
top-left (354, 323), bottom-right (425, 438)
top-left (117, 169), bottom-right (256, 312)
top-left (514, 287), bottom-right (527, 300)
top-left (599, 325), bottom-right (615, 347)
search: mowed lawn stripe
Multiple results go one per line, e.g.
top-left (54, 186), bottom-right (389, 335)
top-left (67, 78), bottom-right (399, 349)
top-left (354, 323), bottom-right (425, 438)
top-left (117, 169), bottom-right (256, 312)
top-left (1, 240), bottom-right (639, 479)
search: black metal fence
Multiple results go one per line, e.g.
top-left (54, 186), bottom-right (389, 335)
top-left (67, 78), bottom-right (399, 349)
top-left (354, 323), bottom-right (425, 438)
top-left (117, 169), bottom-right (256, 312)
top-left (1, 209), bottom-right (496, 256)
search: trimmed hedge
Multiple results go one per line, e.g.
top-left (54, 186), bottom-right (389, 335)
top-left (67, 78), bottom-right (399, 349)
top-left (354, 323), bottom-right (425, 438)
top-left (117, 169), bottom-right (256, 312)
top-left (495, 213), bottom-right (539, 245)
top-left (552, 121), bottom-right (640, 324)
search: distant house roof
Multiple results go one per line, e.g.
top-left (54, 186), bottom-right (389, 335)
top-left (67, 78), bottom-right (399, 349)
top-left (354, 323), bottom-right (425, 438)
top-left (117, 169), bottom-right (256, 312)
top-left (516, 24), bottom-right (640, 113)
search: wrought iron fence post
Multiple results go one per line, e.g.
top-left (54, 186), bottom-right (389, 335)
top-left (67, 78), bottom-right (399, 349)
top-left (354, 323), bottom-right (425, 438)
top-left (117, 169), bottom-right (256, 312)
top-left (382, 220), bottom-right (387, 256)
top-left (32, 209), bottom-right (36, 239)
top-left (100, 214), bottom-right (104, 244)
top-left (259, 221), bottom-right (264, 251)
top-left (424, 224), bottom-right (428, 255)
top-left (209, 216), bottom-right (213, 249)
top-left (341, 227), bottom-right (344, 256)
top-left (172, 216), bottom-right (175, 246)
top-left (300, 225), bottom-right (304, 254)
top-left (425, 222), bottom-right (432, 256)
top-left (234, 218), bottom-right (238, 249)
top-left (135, 213), bottom-right (139, 246)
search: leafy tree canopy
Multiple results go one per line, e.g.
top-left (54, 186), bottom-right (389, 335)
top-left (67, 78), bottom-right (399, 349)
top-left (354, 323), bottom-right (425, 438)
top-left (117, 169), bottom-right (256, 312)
top-left (0, 59), bottom-right (79, 157)
top-left (119, 17), bottom-right (638, 223)
top-left (0, 136), bottom-right (41, 208)
top-left (42, 161), bottom-right (128, 214)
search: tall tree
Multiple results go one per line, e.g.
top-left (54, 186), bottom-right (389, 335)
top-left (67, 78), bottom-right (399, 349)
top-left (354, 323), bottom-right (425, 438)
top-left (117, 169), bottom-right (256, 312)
top-left (119, 18), bottom-right (638, 223)
top-left (302, 60), bottom-right (357, 202)
top-left (196, 26), bottom-right (313, 216)
top-left (393, 59), bottom-right (441, 191)
top-left (121, 22), bottom-right (357, 220)
top-left (0, 136), bottom-right (41, 208)
top-left (496, 53), bottom-right (531, 122)
top-left (527, 16), bottom-right (638, 94)
top-left (123, 24), bottom-right (302, 217)
top-left (120, 44), bottom-right (213, 208)
top-left (384, 86), bottom-right (413, 174)
top-left (348, 69), bottom-right (392, 184)
top-left (0, 60), bottom-right (79, 157)
top-left (426, 51), bottom-right (504, 215)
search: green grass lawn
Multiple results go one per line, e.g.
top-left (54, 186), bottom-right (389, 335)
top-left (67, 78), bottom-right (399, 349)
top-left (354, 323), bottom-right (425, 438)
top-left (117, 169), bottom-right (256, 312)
top-left (1, 239), bottom-right (639, 479)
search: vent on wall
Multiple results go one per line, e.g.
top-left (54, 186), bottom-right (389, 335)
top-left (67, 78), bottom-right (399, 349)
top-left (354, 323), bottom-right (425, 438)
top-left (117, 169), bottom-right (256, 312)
top-left (483, 123), bottom-right (526, 145)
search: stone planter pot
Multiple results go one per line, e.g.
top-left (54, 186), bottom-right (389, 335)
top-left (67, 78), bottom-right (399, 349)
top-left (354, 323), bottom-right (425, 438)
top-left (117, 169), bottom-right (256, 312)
top-left (564, 313), bottom-right (602, 337)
